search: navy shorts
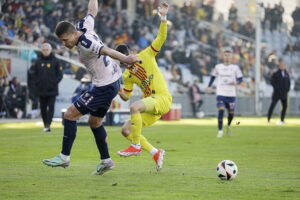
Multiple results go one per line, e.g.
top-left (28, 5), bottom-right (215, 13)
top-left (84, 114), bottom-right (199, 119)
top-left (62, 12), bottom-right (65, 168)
top-left (216, 96), bottom-right (236, 111)
top-left (74, 80), bottom-right (120, 118)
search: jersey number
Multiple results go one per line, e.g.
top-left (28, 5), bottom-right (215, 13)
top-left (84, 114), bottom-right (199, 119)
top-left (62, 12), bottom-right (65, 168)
top-left (102, 55), bottom-right (110, 67)
top-left (79, 35), bottom-right (92, 49)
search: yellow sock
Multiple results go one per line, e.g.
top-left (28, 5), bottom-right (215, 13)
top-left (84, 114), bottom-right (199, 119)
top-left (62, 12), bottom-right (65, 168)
top-left (131, 113), bottom-right (142, 144)
top-left (126, 134), bottom-right (154, 153)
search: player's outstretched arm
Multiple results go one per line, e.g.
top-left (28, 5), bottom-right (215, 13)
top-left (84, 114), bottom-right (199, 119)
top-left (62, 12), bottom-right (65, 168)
top-left (150, 2), bottom-right (169, 54)
top-left (118, 88), bottom-right (130, 101)
top-left (88, 0), bottom-right (98, 18)
top-left (101, 46), bottom-right (140, 65)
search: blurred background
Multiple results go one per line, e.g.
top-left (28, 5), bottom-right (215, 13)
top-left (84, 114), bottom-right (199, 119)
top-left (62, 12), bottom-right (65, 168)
top-left (0, 0), bottom-right (300, 121)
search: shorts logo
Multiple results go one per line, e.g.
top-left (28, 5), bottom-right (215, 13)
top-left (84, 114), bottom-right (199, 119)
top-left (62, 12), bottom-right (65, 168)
top-left (80, 95), bottom-right (94, 105)
top-left (84, 93), bottom-right (90, 98)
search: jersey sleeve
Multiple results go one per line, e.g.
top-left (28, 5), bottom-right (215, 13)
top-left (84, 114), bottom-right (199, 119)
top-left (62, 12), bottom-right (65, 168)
top-left (78, 33), bottom-right (104, 55)
top-left (122, 70), bottom-right (134, 97)
top-left (76, 14), bottom-right (95, 33)
top-left (211, 65), bottom-right (218, 76)
top-left (146, 21), bottom-right (167, 56)
top-left (235, 65), bottom-right (243, 78)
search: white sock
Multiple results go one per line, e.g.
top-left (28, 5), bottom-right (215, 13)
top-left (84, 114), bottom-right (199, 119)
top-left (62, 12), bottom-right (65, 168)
top-left (150, 148), bottom-right (159, 155)
top-left (218, 130), bottom-right (223, 134)
top-left (131, 143), bottom-right (141, 149)
top-left (101, 158), bottom-right (111, 163)
top-left (60, 153), bottom-right (70, 162)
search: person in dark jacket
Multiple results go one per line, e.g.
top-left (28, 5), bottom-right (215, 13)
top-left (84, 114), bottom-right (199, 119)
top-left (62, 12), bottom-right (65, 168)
top-left (32, 43), bottom-right (63, 132)
top-left (267, 59), bottom-right (290, 124)
top-left (5, 77), bottom-right (26, 118)
top-left (188, 79), bottom-right (203, 118)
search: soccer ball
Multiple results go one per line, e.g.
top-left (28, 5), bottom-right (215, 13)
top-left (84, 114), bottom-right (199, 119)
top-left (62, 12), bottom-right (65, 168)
top-left (216, 160), bottom-right (238, 180)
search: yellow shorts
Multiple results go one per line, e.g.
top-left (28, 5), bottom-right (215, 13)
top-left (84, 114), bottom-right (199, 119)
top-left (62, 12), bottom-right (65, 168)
top-left (141, 94), bottom-right (172, 127)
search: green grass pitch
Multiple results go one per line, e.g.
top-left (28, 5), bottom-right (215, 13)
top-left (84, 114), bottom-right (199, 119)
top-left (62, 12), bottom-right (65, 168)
top-left (0, 117), bottom-right (300, 200)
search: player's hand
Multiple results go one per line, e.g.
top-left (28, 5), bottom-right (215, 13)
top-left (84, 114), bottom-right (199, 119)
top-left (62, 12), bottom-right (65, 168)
top-left (118, 88), bottom-right (124, 95)
top-left (158, 2), bottom-right (169, 17)
top-left (125, 54), bottom-right (141, 65)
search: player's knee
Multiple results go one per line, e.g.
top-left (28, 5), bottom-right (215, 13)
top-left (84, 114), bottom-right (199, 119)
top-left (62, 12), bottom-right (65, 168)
top-left (121, 127), bottom-right (130, 137)
top-left (64, 109), bottom-right (75, 121)
top-left (130, 104), bottom-right (139, 114)
top-left (88, 118), bottom-right (102, 128)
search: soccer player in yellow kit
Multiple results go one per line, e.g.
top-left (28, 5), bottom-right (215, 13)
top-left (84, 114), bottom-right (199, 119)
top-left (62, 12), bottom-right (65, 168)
top-left (116, 2), bottom-right (171, 171)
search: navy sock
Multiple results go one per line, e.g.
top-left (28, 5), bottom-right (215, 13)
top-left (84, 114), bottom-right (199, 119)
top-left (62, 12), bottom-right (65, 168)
top-left (91, 125), bottom-right (110, 160)
top-left (218, 110), bottom-right (224, 131)
top-left (61, 119), bottom-right (77, 156)
top-left (228, 113), bottom-right (234, 126)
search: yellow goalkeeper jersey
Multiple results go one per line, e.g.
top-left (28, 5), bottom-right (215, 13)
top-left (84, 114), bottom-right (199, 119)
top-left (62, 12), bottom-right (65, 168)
top-left (122, 22), bottom-right (170, 98)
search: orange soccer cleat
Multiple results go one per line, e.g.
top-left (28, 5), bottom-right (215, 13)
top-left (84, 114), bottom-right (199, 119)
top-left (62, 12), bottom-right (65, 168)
top-left (117, 145), bottom-right (142, 157)
top-left (152, 149), bottom-right (165, 171)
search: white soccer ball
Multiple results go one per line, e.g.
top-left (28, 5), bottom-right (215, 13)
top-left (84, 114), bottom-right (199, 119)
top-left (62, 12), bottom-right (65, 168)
top-left (216, 160), bottom-right (238, 180)
top-left (196, 111), bottom-right (205, 118)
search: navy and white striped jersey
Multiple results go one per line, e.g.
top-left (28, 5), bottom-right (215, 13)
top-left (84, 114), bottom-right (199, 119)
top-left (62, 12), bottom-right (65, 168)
top-left (76, 14), bottom-right (121, 87)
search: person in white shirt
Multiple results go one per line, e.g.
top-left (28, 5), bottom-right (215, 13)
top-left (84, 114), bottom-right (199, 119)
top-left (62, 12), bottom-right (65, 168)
top-left (42, 0), bottom-right (140, 175)
top-left (206, 48), bottom-right (244, 138)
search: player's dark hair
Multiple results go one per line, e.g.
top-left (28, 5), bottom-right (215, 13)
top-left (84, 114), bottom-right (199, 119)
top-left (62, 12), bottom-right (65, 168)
top-left (55, 21), bottom-right (76, 37)
top-left (116, 44), bottom-right (130, 56)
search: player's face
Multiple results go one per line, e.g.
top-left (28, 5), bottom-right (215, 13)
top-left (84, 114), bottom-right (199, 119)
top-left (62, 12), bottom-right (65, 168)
top-left (59, 32), bottom-right (77, 49)
top-left (223, 52), bottom-right (232, 63)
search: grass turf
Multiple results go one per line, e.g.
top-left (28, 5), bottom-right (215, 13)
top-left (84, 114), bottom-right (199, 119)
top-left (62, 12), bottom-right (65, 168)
top-left (0, 117), bottom-right (299, 200)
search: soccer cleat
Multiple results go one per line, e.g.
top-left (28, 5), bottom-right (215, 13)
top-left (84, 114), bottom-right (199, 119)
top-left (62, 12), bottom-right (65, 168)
top-left (153, 149), bottom-right (165, 171)
top-left (42, 155), bottom-right (69, 168)
top-left (226, 126), bottom-right (233, 136)
top-left (93, 160), bottom-right (114, 175)
top-left (216, 130), bottom-right (223, 138)
top-left (43, 127), bottom-right (51, 132)
top-left (276, 121), bottom-right (285, 125)
top-left (117, 145), bottom-right (142, 157)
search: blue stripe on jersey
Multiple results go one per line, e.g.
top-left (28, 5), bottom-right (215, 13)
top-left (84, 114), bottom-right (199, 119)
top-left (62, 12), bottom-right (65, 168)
top-left (87, 14), bottom-right (94, 19)
top-left (78, 34), bottom-right (92, 48)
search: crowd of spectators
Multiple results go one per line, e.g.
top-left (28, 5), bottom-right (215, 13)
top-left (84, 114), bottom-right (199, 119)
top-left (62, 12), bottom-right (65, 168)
top-left (0, 0), bottom-right (300, 102)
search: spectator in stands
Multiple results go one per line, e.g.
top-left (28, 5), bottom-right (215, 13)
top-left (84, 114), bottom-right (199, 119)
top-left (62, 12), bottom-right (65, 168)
top-left (277, 2), bottom-right (284, 28)
top-left (4, 76), bottom-right (25, 118)
top-left (267, 59), bottom-right (290, 125)
top-left (0, 77), bottom-right (9, 117)
top-left (228, 4), bottom-right (238, 22)
top-left (188, 79), bottom-right (203, 118)
top-left (32, 43), bottom-right (63, 132)
top-left (294, 76), bottom-right (300, 92)
top-left (270, 4), bottom-right (280, 31)
top-left (291, 7), bottom-right (300, 25)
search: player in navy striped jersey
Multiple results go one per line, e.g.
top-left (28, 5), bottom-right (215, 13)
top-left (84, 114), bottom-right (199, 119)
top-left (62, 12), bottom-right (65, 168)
top-left (42, 0), bottom-right (140, 175)
top-left (206, 49), bottom-right (244, 138)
